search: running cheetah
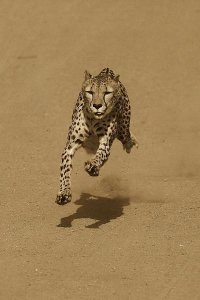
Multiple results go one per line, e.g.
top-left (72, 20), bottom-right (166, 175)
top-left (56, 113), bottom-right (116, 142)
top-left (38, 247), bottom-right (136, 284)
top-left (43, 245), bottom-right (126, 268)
top-left (56, 68), bottom-right (138, 205)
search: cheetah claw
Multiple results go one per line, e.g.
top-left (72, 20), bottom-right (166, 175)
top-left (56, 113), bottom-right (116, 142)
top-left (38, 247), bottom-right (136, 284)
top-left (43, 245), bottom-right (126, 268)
top-left (56, 193), bottom-right (72, 205)
top-left (84, 161), bottom-right (99, 176)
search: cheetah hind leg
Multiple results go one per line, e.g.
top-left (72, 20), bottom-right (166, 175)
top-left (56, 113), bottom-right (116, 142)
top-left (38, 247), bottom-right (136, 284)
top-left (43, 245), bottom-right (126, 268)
top-left (123, 133), bottom-right (139, 153)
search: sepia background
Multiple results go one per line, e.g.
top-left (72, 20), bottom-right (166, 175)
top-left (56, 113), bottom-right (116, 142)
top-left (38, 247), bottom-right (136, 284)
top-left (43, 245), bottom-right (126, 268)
top-left (0, 1), bottom-right (200, 299)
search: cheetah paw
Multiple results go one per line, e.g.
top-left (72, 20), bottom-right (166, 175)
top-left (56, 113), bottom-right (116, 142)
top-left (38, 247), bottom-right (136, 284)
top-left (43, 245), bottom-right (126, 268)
top-left (124, 135), bottom-right (139, 153)
top-left (85, 161), bottom-right (99, 176)
top-left (56, 192), bottom-right (72, 205)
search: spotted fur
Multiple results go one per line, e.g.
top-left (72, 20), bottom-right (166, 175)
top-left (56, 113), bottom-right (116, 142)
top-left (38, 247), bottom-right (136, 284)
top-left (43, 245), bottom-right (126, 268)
top-left (56, 68), bottom-right (138, 205)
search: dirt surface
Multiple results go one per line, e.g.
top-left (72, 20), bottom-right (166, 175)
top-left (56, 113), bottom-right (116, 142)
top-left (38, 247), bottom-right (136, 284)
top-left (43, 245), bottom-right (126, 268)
top-left (1, 1), bottom-right (200, 299)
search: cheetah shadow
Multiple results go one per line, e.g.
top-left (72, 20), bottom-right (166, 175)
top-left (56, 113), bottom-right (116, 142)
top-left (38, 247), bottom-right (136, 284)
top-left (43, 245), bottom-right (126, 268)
top-left (57, 193), bottom-right (130, 229)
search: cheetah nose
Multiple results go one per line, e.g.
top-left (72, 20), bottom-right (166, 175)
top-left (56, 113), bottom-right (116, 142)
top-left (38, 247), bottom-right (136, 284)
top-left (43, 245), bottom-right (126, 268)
top-left (93, 103), bottom-right (102, 109)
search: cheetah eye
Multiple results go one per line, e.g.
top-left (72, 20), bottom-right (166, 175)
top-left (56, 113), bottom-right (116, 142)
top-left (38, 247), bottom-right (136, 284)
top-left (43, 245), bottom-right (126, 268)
top-left (86, 91), bottom-right (93, 95)
top-left (105, 91), bottom-right (112, 95)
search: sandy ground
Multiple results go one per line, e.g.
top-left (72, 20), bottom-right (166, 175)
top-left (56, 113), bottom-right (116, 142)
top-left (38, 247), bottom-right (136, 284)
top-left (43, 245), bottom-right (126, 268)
top-left (1, 1), bottom-right (200, 299)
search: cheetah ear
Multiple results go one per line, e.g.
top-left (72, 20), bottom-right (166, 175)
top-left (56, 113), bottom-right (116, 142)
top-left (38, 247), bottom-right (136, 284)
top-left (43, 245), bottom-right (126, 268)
top-left (114, 74), bottom-right (120, 82)
top-left (84, 70), bottom-right (92, 81)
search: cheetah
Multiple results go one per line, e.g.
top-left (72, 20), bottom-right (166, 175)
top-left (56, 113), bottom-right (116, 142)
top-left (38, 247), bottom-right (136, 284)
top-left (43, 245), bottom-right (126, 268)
top-left (56, 68), bottom-right (138, 205)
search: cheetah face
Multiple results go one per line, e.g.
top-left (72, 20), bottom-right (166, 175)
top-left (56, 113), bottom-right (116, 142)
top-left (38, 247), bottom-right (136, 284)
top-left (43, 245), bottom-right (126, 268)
top-left (82, 71), bottom-right (120, 119)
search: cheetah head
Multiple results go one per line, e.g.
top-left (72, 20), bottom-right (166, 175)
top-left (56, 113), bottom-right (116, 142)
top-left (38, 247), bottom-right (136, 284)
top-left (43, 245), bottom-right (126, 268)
top-left (82, 69), bottom-right (120, 119)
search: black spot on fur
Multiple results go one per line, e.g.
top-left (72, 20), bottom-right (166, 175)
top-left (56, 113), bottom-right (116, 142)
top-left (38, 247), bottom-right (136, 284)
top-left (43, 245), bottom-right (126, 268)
top-left (96, 127), bottom-right (103, 131)
top-left (75, 139), bottom-right (82, 144)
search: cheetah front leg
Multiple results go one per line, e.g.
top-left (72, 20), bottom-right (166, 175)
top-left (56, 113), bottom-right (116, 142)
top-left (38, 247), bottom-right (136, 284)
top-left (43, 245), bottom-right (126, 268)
top-left (56, 141), bottom-right (81, 205)
top-left (56, 128), bottom-right (88, 205)
top-left (85, 131), bottom-right (115, 177)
